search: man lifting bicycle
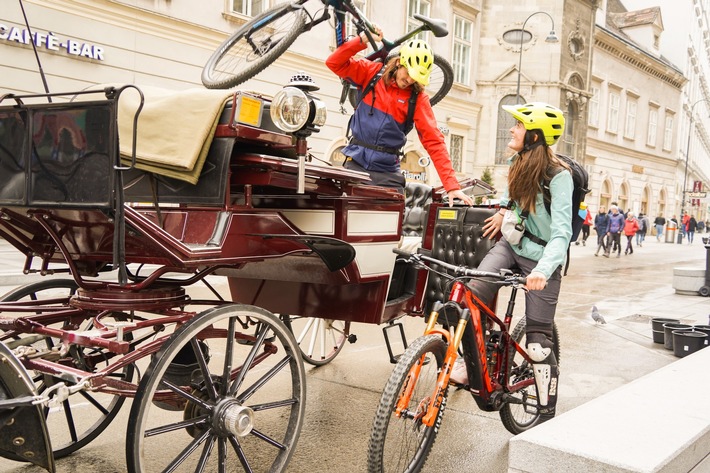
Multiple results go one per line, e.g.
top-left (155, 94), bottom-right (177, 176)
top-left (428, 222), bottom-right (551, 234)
top-left (326, 27), bottom-right (472, 205)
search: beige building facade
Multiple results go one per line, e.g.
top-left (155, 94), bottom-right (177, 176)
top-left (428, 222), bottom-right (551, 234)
top-left (587, 2), bottom-right (686, 221)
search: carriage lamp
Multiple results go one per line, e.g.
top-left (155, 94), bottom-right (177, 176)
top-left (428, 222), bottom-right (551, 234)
top-left (271, 72), bottom-right (328, 193)
top-left (270, 72), bottom-right (327, 134)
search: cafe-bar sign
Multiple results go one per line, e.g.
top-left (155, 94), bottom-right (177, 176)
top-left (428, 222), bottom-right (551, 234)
top-left (0, 23), bottom-right (105, 60)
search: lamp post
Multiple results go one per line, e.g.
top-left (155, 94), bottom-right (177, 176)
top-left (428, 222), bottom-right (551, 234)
top-left (515, 11), bottom-right (559, 104)
top-left (680, 98), bottom-right (710, 242)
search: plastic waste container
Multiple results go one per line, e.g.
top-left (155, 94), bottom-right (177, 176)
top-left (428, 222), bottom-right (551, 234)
top-left (665, 221), bottom-right (677, 243)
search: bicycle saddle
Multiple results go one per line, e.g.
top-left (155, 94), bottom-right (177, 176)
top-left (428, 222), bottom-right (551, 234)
top-left (413, 14), bottom-right (449, 38)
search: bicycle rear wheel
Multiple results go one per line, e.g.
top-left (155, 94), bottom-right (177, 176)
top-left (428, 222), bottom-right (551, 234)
top-left (349, 53), bottom-right (454, 109)
top-left (367, 334), bottom-right (446, 473)
top-left (499, 317), bottom-right (560, 434)
top-left (202, 3), bottom-right (307, 89)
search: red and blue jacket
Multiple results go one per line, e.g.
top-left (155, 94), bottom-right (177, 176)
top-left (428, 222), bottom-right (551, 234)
top-left (326, 37), bottom-right (460, 192)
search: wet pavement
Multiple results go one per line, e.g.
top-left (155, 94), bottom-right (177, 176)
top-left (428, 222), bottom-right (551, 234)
top-left (0, 235), bottom-right (708, 472)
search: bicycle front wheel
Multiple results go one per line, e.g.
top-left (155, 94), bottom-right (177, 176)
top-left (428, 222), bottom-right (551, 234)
top-left (202, 3), bottom-right (307, 89)
top-left (367, 334), bottom-right (447, 473)
top-left (499, 317), bottom-right (560, 434)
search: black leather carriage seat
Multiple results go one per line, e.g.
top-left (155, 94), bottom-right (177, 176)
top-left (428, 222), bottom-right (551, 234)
top-left (424, 206), bottom-right (497, 315)
top-left (402, 182), bottom-right (432, 237)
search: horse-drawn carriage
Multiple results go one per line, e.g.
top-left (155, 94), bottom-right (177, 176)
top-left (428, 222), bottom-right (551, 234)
top-left (0, 82), bottom-right (495, 472)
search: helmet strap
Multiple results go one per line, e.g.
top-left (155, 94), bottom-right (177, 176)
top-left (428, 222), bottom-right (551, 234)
top-left (523, 129), bottom-right (546, 152)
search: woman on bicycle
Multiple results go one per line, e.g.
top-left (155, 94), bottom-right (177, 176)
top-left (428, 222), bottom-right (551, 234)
top-left (450, 102), bottom-right (571, 422)
top-left (326, 28), bottom-right (472, 205)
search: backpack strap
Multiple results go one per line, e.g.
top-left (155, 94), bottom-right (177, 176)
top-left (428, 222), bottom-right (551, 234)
top-left (404, 88), bottom-right (419, 135)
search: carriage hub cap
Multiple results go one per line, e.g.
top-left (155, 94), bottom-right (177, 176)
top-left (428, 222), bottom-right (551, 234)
top-left (215, 400), bottom-right (254, 437)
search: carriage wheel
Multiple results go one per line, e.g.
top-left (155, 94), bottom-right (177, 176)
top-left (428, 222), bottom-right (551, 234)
top-left (126, 304), bottom-right (306, 473)
top-left (284, 315), bottom-right (350, 366)
top-left (0, 279), bottom-right (134, 460)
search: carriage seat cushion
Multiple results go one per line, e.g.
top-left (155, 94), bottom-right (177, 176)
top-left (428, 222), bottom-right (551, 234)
top-left (114, 85), bottom-right (233, 184)
top-left (402, 182), bottom-right (432, 237)
top-left (425, 206), bottom-right (497, 311)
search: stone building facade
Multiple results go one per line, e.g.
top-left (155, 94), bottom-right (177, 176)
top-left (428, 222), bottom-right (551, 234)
top-left (587, 1), bottom-right (686, 221)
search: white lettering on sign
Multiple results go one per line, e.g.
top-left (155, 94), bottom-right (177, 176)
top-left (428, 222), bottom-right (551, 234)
top-left (0, 23), bottom-right (105, 60)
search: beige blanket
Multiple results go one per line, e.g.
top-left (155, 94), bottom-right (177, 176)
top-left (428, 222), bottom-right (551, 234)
top-left (116, 85), bottom-right (233, 184)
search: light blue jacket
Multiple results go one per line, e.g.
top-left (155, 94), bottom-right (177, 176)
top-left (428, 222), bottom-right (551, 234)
top-left (500, 167), bottom-right (573, 279)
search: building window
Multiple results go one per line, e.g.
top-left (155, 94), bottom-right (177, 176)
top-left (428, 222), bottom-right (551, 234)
top-left (452, 16), bottom-right (472, 85)
top-left (407, 0), bottom-right (431, 41)
top-left (495, 95), bottom-right (519, 164)
top-left (607, 91), bottom-right (619, 133)
top-left (624, 99), bottom-right (637, 139)
top-left (450, 134), bottom-right (464, 172)
top-left (647, 108), bottom-right (658, 147)
top-left (663, 114), bottom-right (674, 151)
top-left (588, 86), bottom-right (599, 128)
top-left (232, 0), bottom-right (265, 16)
top-left (562, 101), bottom-right (577, 156)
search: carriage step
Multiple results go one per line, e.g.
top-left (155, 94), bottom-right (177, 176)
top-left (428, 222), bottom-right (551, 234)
top-left (382, 322), bottom-right (408, 364)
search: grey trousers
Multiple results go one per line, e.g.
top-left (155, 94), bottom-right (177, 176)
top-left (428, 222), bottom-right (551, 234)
top-left (471, 238), bottom-right (562, 330)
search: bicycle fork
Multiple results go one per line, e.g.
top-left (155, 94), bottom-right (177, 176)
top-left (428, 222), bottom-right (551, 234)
top-left (395, 282), bottom-right (472, 428)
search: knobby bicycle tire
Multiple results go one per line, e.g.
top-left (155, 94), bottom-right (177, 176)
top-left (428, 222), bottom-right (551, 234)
top-left (499, 317), bottom-right (561, 434)
top-left (367, 334), bottom-right (447, 473)
top-left (202, 3), bottom-right (308, 89)
top-left (347, 53), bottom-right (454, 109)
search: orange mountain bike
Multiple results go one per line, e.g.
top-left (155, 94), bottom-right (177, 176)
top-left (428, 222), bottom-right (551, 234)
top-left (367, 249), bottom-right (561, 473)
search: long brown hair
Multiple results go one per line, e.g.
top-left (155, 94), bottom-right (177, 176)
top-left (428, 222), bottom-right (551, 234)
top-left (508, 130), bottom-right (567, 213)
top-left (383, 56), bottom-right (424, 93)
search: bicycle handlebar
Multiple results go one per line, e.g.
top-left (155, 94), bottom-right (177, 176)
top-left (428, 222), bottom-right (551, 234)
top-left (392, 248), bottom-right (527, 286)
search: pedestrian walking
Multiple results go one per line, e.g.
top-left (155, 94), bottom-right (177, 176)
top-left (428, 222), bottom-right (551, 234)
top-left (594, 206), bottom-right (610, 256)
top-left (624, 212), bottom-right (640, 255)
top-left (605, 205), bottom-right (625, 258)
top-left (635, 213), bottom-right (645, 247)
top-left (576, 204), bottom-right (592, 246)
top-left (654, 214), bottom-right (666, 242)
top-left (687, 215), bottom-right (698, 244)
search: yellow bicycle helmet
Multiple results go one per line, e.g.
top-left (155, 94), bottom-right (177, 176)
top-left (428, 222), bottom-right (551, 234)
top-left (399, 39), bottom-right (433, 86)
top-left (502, 102), bottom-right (565, 146)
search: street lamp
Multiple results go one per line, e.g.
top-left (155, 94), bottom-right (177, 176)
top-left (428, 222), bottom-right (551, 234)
top-left (515, 11), bottom-right (559, 104)
top-left (681, 98), bottom-right (710, 238)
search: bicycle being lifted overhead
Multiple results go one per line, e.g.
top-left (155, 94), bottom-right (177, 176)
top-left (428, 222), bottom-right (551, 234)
top-left (201, 0), bottom-right (454, 108)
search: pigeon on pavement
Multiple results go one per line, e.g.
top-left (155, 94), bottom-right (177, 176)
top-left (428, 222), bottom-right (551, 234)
top-left (591, 305), bottom-right (606, 324)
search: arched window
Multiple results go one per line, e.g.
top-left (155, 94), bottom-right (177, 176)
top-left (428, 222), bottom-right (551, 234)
top-left (658, 188), bottom-right (667, 219)
top-left (600, 179), bottom-right (612, 210)
top-left (618, 182), bottom-right (629, 214)
top-left (562, 101), bottom-right (577, 156)
top-left (641, 186), bottom-right (650, 215)
top-left (495, 95), bottom-right (520, 164)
